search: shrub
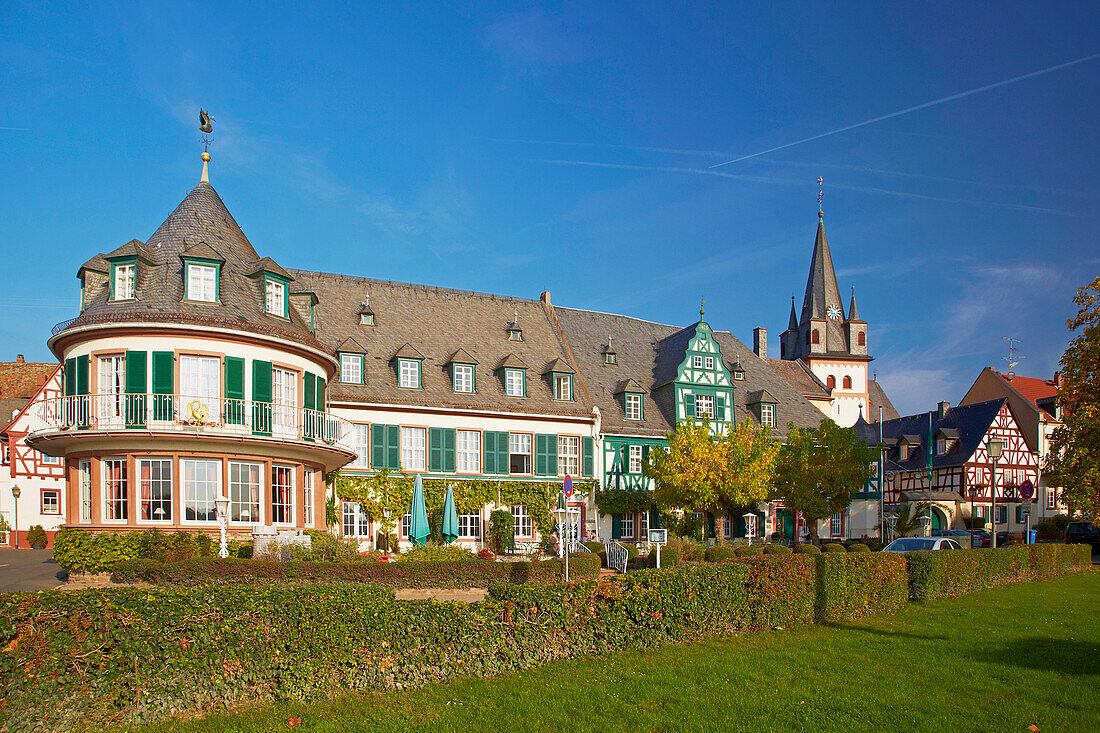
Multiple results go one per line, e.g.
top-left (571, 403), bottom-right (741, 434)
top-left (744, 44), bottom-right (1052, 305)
top-left (583, 541), bottom-right (604, 554)
top-left (477, 548), bottom-right (495, 560)
top-left (194, 532), bottom-right (214, 557)
top-left (705, 546), bottom-right (736, 562)
top-left (905, 544), bottom-right (1091, 601)
top-left (814, 553), bottom-right (908, 622)
top-left (487, 509), bottom-right (514, 554)
top-left (847, 543), bottom-right (871, 553)
top-left (794, 544), bottom-right (821, 555)
top-left (26, 525), bottom-right (48, 546)
top-left (763, 544), bottom-right (792, 554)
top-left (398, 544), bottom-right (478, 563)
top-left (823, 543), bottom-right (846, 553)
top-left (53, 527), bottom-right (140, 573)
top-left (620, 542), bottom-right (640, 560)
top-left (733, 545), bottom-right (763, 557)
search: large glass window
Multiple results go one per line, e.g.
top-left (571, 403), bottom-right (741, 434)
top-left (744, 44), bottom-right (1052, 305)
top-left (271, 465), bottom-right (294, 524)
top-left (97, 355), bottom-right (126, 427)
top-left (399, 359), bottom-right (420, 389)
top-left (186, 263), bottom-right (217, 302)
top-left (400, 427), bottom-right (426, 471)
top-left (265, 278), bottom-right (286, 316)
top-left (272, 367), bottom-right (298, 437)
top-left (453, 364), bottom-right (474, 393)
top-left (103, 457), bottom-right (127, 521)
top-left (340, 353), bottom-right (363, 384)
top-left (626, 393), bottom-right (642, 420)
top-left (139, 458), bottom-right (173, 522)
top-left (79, 460), bottom-right (91, 523)
top-left (620, 513), bottom-right (634, 539)
top-left (505, 368), bottom-right (525, 397)
top-left (229, 461), bottom-right (261, 524)
top-left (180, 355), bottom-right (220, 420)
top-left (342, 501), bottom-right (370, 538)
top-left (694, 394), bottom-right (714, 419)
top-left (182, 459), bottom-right (219, 522)
top-left (456, 429), bottom-right (481, 473)
top-left (458, 512), bottom-right (481, 538)
top-left (511, 504), bottom-right (531, 537)
top-left (559, 436), bottom-right (579, 476)
top-left (509, 433), bottom-right (532, 474)
top-left (303, 471), bottom-right (314, 527)
top-left (113, 263), bottom-right (135, 300)
top-left (350, 424), bottom-right (370, 468)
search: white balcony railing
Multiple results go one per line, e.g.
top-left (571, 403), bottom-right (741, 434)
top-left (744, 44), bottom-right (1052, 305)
top-left (24, 393), bottom-right (352, 449)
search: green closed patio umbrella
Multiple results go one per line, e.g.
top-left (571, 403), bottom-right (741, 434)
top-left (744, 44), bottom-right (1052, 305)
top-left (441, 484), bottom-right (460, 544)
top-left (409, 474), bottom-right (431, 547)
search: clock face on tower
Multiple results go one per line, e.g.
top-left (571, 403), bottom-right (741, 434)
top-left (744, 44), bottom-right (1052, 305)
top-left (827, 305), bottom-right (842, 320)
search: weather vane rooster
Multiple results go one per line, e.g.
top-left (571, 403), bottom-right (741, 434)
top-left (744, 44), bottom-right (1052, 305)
top-left (199, 109), bottom-right (214, 152)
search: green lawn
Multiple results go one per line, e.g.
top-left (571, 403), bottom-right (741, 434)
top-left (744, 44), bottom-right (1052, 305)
top-left (132, 571), bottom-right (1100, 733)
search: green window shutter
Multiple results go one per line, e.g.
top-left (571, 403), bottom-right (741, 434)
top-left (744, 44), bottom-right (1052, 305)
top-left (621, 445), bottom-right (629, 472)
top-left (303, 373), bottom-right (316, 411)
top-left (684, 393), bottom-right (695, 419)
top-left (483, 431), bottom-right (496, 475)
top-left (716, 395), bottom-right (726, 421)
top-left (372, 424), bottom-right (386, 469)
top-left (547, 434), bottom-right (557, 476)
top-left (64, 358), bottom-right (76, 396)
top-left (535, 434), bottom-right (548, 476)
top-left (124, 351), bottom-right (147, 427)
top-left (302, 372), bottom-right (317, 439)
top-left (386, 425), bottom-right (400, 470)
top-left (642, 445), bottom-right (650, 465)
top-left (496, 432), bottom-right (509, 475)
top-left (317, 377), bottom-right (326, 410)
top-left (76, 355), bottom-right (89, 395)
top-left (152, 352), bottom-right (174, 393)
top-left (223, 356), bottom-right (244, 425)
top-left (251, 360), bottom-right (272, 435)
top-left (443, 428), bottom-right (456, 472)
top-left (582, 437), bottom-right (594, 477)
top-left (611, 515), bottom-right (621, 540)
top-left (429, 427), bottom-right (443, 472)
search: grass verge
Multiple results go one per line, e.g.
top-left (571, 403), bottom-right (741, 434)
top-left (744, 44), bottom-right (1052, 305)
top-left (131, 570), bottom-right (1100, 733)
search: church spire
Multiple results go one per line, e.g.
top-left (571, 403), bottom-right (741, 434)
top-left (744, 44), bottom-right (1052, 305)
top-left (800, 216), bottom-right (844, 325)
top-left (787, 295), bottom-right (798, 331)
top-left (847, 286), bottom-right (861, 322)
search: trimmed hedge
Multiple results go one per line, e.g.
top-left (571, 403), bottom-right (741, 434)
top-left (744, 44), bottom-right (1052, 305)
top-left (847, 543), bottom-right (871, 553)
top-left (794, 544), bottom-right (821, 555)
top-left (822, 543), bottom-right (846, 554)
top-left (705, 546), bottom-right (736, 562)
top-left (733, 545), bottom-right (763, 557)
top-left (111, 555), bottom-right (601, 589)
top-left (905, 544), bottom-right (1091, 601)
top-left (52, 527), bottom-right (253, 573)
top-left (814, 553), bottom-right (908, 622)
top-left (763, 544), bottom-right (792, 555)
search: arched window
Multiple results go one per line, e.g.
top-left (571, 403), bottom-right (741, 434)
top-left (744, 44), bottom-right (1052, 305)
top-left (811, 329), bottom-right (820, 345)
top-left (858, 331), bottom-right (866, 347)
top-left (805, 330), bottom-right (811, 345)
top-left (842, 375), bottom-right (852, 389)
top-left (826, 375), bottom-right (836, 389)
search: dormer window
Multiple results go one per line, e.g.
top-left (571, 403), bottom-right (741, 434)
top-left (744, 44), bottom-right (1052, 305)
top-left (185, 262), bottom-right (218, 302)
top-left (900, 444), bottom-right (909, 461)
top-left (605, 352), bottom-right (617, 364)
top-left (112, 262), bottom-right (135, 301)
top-left (554, 374), bottom-right (572, 401)
top-left (760, 403), bottom-right (775, 427)
top-left (398, 359), bottom-right (421, 389)
top-left (453, 364), bottom-right (474, 393)
top-left (626, 393), bottom-right (643, 420)
top-left (508, 309), bottom-right (523, 341)
top-left (265, 277), bottom-right (287, 317)
top-left (936, 438), bottom-right (947, 455)
top-left (359, 298), bottom-right (375, 326)
top-left (340, 353), bottom-right (364, 384)
top-left (730, 360), bottom-right (745, 381)
top-left (505, 368), bottom-right (525, 397)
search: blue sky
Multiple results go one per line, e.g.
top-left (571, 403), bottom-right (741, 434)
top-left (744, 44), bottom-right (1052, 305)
top-left (2, 1), bottom-right (1097, 415)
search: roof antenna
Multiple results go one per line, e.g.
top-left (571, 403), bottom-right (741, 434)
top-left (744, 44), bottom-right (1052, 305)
top-left (1002, 337), bottom-right (1023, 377)
top-left (817, 176), bottom-right (824, 218)
top-left (199, 109), bottom-right (214, 183)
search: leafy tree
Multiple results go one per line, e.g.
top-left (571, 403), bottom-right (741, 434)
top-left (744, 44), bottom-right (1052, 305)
top-left (646, 418), bottom-right (780, 528)
top-left (890, 503), bottom-right (928, 538)
top-left (1046, 276), bottom-right (1100, 520)
top-left (772, 420), bottom-right (878, 545)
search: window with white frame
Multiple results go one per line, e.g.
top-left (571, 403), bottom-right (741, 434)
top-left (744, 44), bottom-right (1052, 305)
top-left (723, 515), bottom-right (731, 538)
top-left (760, 403), bottom-right (775, 427)
top-left (975, 505), bottom-right (986, 519)
top-left (98, 355), bottom-right (126, 427)
top-left (456, 430), bottom-right (481, 473)
top-left (41, 490), bottom-right (60, 515)
top-left (505, 368), bottom-right (525, 396)
top-left (351, 424), bottom-right (370, 468)
top-left (113, 263), bottom-right (135, 300)
top-left (453, 364), bottom-right (474, 393)
top-left (399, 359), bottom-right (420, 389)
top-left (272, 367), bottom-right (298, 437)
top-left (79, 460), bottom-right (91, 523)
top-left (1046, 488), bottom-right (1057, 510)
top-left (511, 504), bottom-right (532, 537)
top-left (690, 511), bottom-right (704, 521)
top-left (138, 457), bottom-right (173, 522)
top-left (509, 433), bottom-right (532, 474)
top-left (628, 444), bottom-right (643, 474)
top-left (342, 501), bottom-right (370, 538)
top-left (229, 461), bottom-right (261, 524)
top-left (693, 355), bottom-right (703, 369)
top-left (559, 435), bottom-right (579, 476)
top-left (620, 513), bottom-right (634, 538)
top-left (400, 427), bottom-right (426, 471)
top-left (103, 457), bottom-right (127, 521)
top-left (639, 510), bottom-right (649, 540)
top-left (695, 394), bottom-right (714, 419)
top-left (40, 451), bottom-right (60, 465)
top-left (830, 512), bottom-right (843, 536)
top-left (936, 438), bottom-right (947, 455)
top-left (186, 263), bottom-right (218, 302)
top-left (303, 471), bottom-right (314, 527)
top-left (180, 355), bottom-right (220, 418)
top-left (626, 393), bottom-right (642, 420)
top-left (182, 459), bottom-right (219, 522)
top-left (458, 512), bottom-right (481, 538)
top-left (265, 278), bottom-right (286, 316)
top-left (401, 511), bottom-right (412, 538)
top-left (705, 356), bottom-right (715, 370)
top-left (554, 374), bottom-right (572, 401)
top-left (271, 465), bottom-right (294, 524)
top-left (340, 353), bottom-right (363, 384)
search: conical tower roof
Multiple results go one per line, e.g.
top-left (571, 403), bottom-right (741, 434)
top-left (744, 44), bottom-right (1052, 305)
top-left (847, 289), bottom-right (863, 322)
top-left (787, 296), bottom-right (799, 331)
top-left (798, 218), bottom-right (847, 350)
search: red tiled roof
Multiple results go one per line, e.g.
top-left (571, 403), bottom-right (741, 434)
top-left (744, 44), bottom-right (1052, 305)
top-left (0, 359), bottom-right (58, 399)
top-left (998, 372), bottom-right (1058, 410)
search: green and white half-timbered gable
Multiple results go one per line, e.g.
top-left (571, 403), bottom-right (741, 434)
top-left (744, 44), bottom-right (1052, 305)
top-left (661, 320), bottom-right (735, 429)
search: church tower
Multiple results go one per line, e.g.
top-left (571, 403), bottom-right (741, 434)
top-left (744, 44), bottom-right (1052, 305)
top-left (779, 210), bottom-right (872, 427)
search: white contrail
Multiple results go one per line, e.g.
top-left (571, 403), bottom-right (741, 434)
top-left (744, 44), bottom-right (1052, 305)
top-left (709, 53), bottom-right (1100, 169)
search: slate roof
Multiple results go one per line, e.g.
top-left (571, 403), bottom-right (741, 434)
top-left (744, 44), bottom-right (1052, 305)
top-left (552, 307), bottom-right (829, 438)
top-left (0, 397), bottom-right (29, 433)
top-left (287, 270), bottom-right (593, 417)
top-left (54, 180), bottom-right (325, 355)
top-left (800, 220), bottom-right (848, 350)
top-left (856, 398), bottom-right (1005, 472)
top-left (868, 379), bottom-right (900, 420)
top-left (768, 359), bottom-right (830, 400)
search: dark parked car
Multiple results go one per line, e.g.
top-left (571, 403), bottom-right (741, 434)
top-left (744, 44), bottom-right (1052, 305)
top-left (1065, 522), bottom-right (1100, 548)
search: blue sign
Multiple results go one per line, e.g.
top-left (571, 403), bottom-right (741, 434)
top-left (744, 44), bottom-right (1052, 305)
top-left (563, 475), bottom-right (573, 498)
top-left (1020, 480), bottom-right (1034, 500)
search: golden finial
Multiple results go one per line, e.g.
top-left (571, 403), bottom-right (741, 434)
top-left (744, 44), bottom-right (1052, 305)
top-left (817, 176), bottom-right (824, 218)
top-left (700, 298), bottom-right (706, 319)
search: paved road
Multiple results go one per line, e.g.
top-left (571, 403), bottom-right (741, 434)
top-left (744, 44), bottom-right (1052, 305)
top-left (0, 549), bottom-right (67, 593)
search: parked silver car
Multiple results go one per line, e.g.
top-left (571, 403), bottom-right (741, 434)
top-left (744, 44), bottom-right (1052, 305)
top-left (882, 537), bottom-right (965, 552)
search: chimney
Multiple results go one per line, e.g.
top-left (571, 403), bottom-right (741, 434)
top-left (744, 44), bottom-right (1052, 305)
top-left (1054, 371), bottom-right (1062, 388)
top-left (540, 290), bottom-right (551, 306)
top-left (753, 327), bottom-right (767, 358)
top-left (16, 354), bottom-right (24, 363)
top-left (938, 400), bottom-right (950, 419)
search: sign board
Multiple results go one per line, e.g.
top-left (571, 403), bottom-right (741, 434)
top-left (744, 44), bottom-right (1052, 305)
top-left (648, 528), bottom-right (667, 544)
top-left (1020, 501), bottom-right (1031, 516)
top-left (1020, 480), bottom-right (1034, 500)
top-left (563, 475), bottom-right (573, 498)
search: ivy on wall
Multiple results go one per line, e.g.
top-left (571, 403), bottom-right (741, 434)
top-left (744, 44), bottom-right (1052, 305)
top-left (594, 489), bottom-right (655, 516)
top-left (331, 470), bottom-right (596, 543)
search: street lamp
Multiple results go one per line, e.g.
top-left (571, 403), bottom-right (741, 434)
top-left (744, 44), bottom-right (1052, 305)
top-left (554, 492), bottom-right (571, 582)
top-left (742, 512), bottom-right (758, 545)
top-left (987, 438), bottom-right (1003, 549)
top-left (215, 493), bottom-right (231, 558)
top-left (11, 485), bottom-right (20, 549)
